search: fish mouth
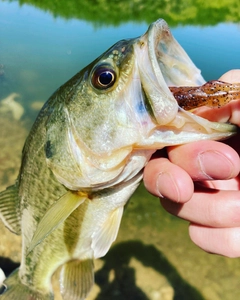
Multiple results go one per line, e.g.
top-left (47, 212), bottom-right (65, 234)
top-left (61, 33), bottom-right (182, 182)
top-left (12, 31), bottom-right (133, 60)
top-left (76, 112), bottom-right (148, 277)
top-left (147, 19), bottom-right (205, 87)
top-left (135, 19), bottom-right (205, 126)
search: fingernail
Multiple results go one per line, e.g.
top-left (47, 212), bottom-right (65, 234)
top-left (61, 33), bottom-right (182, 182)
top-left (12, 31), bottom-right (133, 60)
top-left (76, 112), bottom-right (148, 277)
top-left (156, 172), bottom-right (180, 202)
top-left (198, 151), bottom-right (234, 179)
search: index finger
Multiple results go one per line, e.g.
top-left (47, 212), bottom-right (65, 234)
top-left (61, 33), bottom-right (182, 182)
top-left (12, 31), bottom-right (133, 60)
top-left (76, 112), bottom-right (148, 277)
top-left (194, 69), bottom-right (240, 125)
top-left (194, 69), bottom-right (240, 126)
top-left (219, 69), bottom-right (240, 83)
top-left (217, 70), bottom-right (240, 125)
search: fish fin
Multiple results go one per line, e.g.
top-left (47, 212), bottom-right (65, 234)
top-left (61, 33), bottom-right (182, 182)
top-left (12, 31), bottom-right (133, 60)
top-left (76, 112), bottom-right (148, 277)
top-left (92, 206), bottom-right (124, 258)
top-left (0, 269), bottom-right (53, 300)
top-left (0, 185), bottom-right (21, 234)
top-left (60, 259), bottom-right (94, 300)
top-left (27, 191), bottom-right (87, 254)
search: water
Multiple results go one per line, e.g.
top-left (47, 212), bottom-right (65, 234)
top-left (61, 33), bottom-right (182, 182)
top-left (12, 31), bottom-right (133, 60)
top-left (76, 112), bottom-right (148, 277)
top-left (0, 1), bottom-right (240, 299)
top-left (0, 1), bottom-right (239, 122)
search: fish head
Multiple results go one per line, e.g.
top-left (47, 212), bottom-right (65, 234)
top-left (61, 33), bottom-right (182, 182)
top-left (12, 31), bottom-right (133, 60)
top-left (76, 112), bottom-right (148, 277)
top-left (45, 19), bottom-right (236, 190)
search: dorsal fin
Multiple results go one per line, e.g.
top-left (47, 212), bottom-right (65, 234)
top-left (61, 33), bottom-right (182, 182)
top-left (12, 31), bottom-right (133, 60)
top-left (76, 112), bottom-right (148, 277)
top-left (0, 185), bottom-right (21, 234)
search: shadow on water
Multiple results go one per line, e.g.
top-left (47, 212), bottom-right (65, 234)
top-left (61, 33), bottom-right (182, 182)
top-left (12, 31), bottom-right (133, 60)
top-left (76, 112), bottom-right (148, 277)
top-left (95, 240), bottom-right (205, 300)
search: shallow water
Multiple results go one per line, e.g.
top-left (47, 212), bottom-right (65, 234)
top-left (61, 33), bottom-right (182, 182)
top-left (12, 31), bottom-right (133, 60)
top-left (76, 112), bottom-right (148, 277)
top-left (1, 1), bottom-right (239, 125)
top-left (0, 1), bottom-right (240, 299)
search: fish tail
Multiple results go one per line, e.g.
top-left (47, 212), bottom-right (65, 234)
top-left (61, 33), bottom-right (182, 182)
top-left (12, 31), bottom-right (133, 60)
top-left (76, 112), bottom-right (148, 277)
top-left (0, 269), bottom-right (53, 300)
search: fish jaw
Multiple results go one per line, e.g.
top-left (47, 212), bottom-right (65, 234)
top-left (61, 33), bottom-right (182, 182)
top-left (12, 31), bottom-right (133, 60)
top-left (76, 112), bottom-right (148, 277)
top-left (147, 19), bottom-right (205, 87)
top-left (134, 18), bottom-right (206, 126)
top-left (133, 18), bottom-right (236, 145)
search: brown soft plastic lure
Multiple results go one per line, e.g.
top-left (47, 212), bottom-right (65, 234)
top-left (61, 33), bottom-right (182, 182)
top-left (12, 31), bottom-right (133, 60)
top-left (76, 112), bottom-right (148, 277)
top-left (170, 80), bottom-right (240, 110)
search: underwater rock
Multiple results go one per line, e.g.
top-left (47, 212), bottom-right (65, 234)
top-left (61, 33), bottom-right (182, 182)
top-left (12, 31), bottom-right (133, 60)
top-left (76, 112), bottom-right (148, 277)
top-left (30, 101), bottom-right (44, 111)
top-left (0, 93), bottom-right (24, 120)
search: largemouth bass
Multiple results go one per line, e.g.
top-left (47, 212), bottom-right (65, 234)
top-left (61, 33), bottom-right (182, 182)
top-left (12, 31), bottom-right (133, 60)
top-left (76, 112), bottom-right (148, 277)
top-left (0, 19), bottom-right (238, 300)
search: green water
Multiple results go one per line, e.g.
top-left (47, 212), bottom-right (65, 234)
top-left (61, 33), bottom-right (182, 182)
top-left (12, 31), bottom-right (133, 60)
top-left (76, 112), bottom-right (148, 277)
top-left (0, 0), bottom-right (240, 299)
top-left (1, 0), bottom-right (239, 123)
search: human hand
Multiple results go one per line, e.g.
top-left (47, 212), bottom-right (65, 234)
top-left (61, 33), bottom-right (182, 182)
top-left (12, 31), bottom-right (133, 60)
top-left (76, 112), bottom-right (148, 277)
top-left (143, 69), bottom-right (240, 257)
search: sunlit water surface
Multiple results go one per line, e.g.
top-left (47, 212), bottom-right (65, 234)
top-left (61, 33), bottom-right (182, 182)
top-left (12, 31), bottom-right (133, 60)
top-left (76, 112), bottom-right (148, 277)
top-left (0, 1), bottom-right (240, 299)
top-left (1, 1), bottom-right (239, 122)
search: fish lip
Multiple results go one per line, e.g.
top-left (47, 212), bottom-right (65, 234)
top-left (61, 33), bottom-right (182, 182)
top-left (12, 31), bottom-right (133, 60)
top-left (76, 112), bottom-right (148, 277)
top-left (135, 19), bottom-right (179, 125)
top-left (136, 19), bottom-right (206, 126)
top-left (147, 19), bottom-right (178, 87)
top-left (147, 19), bottom-right (170, 82)
top-left (147, 19), bottom-right (205, 87)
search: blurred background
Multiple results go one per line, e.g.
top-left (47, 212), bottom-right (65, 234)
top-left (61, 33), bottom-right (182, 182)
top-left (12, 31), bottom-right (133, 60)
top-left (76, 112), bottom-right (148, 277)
top-left (0, 0), bottom-right (240, 299)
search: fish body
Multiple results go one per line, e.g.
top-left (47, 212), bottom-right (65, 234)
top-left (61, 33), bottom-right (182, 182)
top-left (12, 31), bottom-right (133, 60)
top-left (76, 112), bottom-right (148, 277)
top-left (0, 19), bottom-right (237, 300)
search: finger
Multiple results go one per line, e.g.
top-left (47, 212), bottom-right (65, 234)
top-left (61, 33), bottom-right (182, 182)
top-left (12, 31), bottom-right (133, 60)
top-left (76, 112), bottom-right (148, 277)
top-left (219, 69), bottom-right (240, 82)
top-left (189, 224), bottom-right (240, 258)
top-left (143, 157), bottom-right (194, 203)
top-left (193, 99), bottom-right (240, 125)
top-left (193, 69), bottom-right (240, 124)
top-left (161, 188), bottom-right (240, 228)
top-left (218, 69), bottom-right (240, 124)
top-left (202, 177), bottom-right (240, 190)
top-left (167, 140), bottom-right (240, 181)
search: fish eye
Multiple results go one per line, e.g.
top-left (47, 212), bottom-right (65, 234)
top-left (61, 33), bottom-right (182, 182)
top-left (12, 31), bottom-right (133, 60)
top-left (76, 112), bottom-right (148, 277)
top-left (91, 65), bottom-right (116, 90)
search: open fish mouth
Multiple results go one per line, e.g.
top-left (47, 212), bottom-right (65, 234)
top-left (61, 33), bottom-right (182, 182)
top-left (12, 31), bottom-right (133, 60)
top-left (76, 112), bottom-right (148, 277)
top-left (134, 19), bottom-right (237, 139)
top-left (148, 20), bottom-right (240, 112)
top-left (135, 19), bottom-right (239, 131)
top-left (134, 18), bottom-right (205, 125)
top-left (147, 19), bottom-right (205, 88)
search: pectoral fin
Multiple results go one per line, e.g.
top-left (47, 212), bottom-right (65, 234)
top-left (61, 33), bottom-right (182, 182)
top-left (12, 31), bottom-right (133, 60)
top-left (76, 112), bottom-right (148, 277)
top-left (60, 259), bottom-right (94, 300)
top-left (27, 192), bottom-right (87, 254)
top-left (91, 206), bottom-right (124, 258)
top-left (0, 185), bottom-right (21, 234)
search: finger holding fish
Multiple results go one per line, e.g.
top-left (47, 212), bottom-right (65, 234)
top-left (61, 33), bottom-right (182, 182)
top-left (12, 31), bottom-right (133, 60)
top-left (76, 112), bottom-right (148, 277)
top-left (170, 80), bottom-right (240, 110)
top-left (182, 69), bottom-right (240, 124)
